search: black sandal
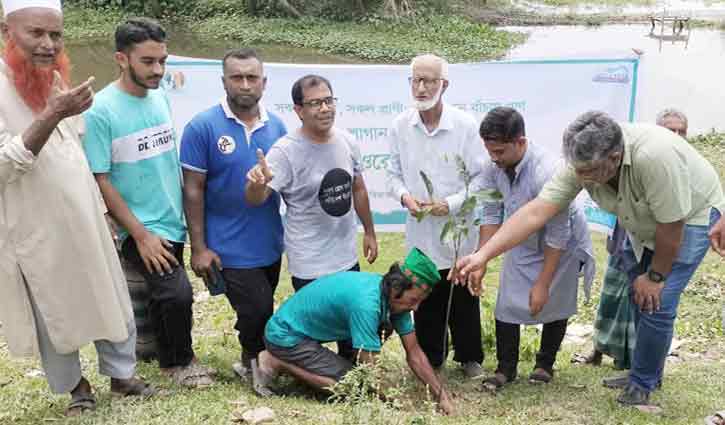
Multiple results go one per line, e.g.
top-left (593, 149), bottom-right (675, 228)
top-left (482, 372), bottom-right (512, 393)
top-left (528, 368), bottom-right (553, 384)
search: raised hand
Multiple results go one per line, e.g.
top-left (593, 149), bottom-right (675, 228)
top-left (44, 71), bottom-right (95, 120)
top-left (246, 148), bottom-right (274, 186)
top-left (448, 252), bottom-right (488, 296)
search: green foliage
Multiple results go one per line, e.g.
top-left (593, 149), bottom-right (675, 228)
top-left (192, 13), bottom-right (525, 63)
top-left (66, 0), bottom-right (196, 17)
top-left (328, 357), bottom-right (437, 424)
top-left (61, 4), bottom-right (126, 40)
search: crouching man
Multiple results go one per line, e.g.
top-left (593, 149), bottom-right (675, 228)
top-left (252, 248), bottom-right (454, 415)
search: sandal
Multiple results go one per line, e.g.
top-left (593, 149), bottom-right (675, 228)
top-left (481, 372), bottom-right (511, 393)
top-left (529, 368), bottom-right (553, 384)
top-left (65, 393), bottom-right (96, 417)
top-left (111, 377), bottom-right (157, 397)
top-left (705, 410), bottom-right (725, 425)
top-left (571, 351), bottom-right (602, 366)
top-left (170, 363), bottom-right (214, 388)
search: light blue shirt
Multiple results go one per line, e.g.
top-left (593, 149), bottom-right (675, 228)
top-left (386, 104), bottom-right (489, 269)
top-left (265, 272), bottom-right (414, 351)
top-left (83, 84), bottom-right (186, 243)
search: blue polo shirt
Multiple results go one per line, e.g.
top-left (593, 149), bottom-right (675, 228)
top-left (179, 101), bottom-right (286, 268)
top-left (265, 272), bottom-right (415, 352)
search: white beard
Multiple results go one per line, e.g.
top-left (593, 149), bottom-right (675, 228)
top-left (412, 85), bottom-right (443, 111)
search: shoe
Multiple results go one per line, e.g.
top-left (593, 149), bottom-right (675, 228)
top-left (603, 373), bottom-right (663, 390)
top-left (232, 362), bottom-right (251, 381)
top-left (462, 361), bottom-right (484, 379)
top-left (233, 352), bottom-right (254, 381)
top-left (603, 373), bottom-right (629, 389)
top-left (616, 384), bottom-right (650, 406)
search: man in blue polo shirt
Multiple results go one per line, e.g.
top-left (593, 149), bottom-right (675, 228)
top-left (180, 48), bottom-right (287, 378)
top-left (253, 248), bottom-right (455, 416)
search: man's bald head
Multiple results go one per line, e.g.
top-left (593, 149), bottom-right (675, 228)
top-left (410, 54), bottom-right (449, 79)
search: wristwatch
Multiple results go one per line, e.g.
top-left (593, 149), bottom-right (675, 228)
top-left (647, 269), bottom-right (666, 283)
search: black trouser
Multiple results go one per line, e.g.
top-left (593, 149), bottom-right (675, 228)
top-left (122, 238), bottom-right (194, 369)
top-left (223, 260), bottom-right (281, 360)
top-left (495, 318), bottom-right (568, 380)
top-left (291, 263), bottom-right (360, 362)
top-left (414, 269), bottom-right (484, 368)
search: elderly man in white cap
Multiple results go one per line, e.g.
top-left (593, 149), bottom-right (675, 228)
top-left (0, 0), bottom-right (154, 417)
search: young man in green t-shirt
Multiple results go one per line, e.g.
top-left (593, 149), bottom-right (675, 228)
top-left (253, 248), bottom-right (454, 415)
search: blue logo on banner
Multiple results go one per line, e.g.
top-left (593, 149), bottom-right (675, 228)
top-left (593, 66), bottom-right (630, 84)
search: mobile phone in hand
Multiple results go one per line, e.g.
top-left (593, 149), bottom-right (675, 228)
top-left (205, 263), bottom-right (226, 296)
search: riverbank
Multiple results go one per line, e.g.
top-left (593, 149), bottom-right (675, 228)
top-left (61, 4), bottom-right (525, 63)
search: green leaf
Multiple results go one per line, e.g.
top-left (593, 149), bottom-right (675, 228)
top-left (440, 220), bottom-right (454, 243)
top-left (472, 189), bottom-right (504, 201)
top-left (419, 171), bottom-right (434, 202)
top-left (454, 155), bottom-right (467, 173)
top-left (460, 196), bottom-right (478, 215)
top-left (414, 206), bottom-right (432, 223)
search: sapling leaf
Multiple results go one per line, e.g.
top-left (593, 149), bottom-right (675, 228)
top-left (472, 189), bottom-right (504, 201)
top-left (460, 196), bottom-right (478, 215)
top-left (440, 220), bottom-right (454, 243)
top-left (419, 171), bottom-right (434, 202)
top-left (414, 206), bottom-right (432, 223)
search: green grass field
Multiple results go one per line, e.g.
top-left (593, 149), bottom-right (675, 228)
top-left (2, 142), bottom-right (725, 424)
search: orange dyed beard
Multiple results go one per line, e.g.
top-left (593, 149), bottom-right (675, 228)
top-left (2, 39), bottom-right (71, 113)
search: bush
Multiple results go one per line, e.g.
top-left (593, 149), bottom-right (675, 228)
top-left (66, 0), bottom-right (197, 17)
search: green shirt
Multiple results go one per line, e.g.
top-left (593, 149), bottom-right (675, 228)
top-left (264, 272), bottom-right (414, 351)
top-left (539, 123), bottom-right (725, 260)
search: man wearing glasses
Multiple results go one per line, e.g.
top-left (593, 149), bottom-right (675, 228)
top-left (386, 54), bottom-right (488, 378)
top-left (453, 111), bottom-right (725, 409)
top-left (245, 74), bottom-right (378, 362)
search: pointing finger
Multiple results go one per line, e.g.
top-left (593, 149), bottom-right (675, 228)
top-left (255, 148), bottom-right (268, 168)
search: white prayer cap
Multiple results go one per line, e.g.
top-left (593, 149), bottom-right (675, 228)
top-left (2, 0), bottom-right (62, 17)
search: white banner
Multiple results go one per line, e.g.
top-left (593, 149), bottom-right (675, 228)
top-left (165, 55), bottom-right (639, 231)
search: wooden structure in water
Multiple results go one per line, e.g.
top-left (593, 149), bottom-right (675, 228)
top-left (648, 10), bottom-right (692, 51)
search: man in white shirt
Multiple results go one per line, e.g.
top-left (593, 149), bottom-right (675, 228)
top-left (386, 54), bottom-right (487, 378)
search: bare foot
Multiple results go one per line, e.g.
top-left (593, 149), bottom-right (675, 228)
top-left (252, 351), bottom-right (278, 397)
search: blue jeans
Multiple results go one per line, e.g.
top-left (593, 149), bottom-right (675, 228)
top-left (622, 208), bottom-right (720, 393)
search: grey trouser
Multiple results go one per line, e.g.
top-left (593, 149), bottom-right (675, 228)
top-left (264, 336), bottom-right (353, 381)
top-left (28, 284), bottom-right (137, 394)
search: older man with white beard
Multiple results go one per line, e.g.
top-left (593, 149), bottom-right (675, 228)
top-left (0, 0), bottom-right (153, 417)
top-left (385, 54), bottom-right (488, 377)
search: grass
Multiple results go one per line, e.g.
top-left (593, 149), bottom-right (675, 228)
top-left (2, 139), bottom-right (725, 422)
top-left (2, 235), bottom-right (724, 423)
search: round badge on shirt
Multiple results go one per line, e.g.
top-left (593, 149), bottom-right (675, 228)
top-left (318, 168), bottom-right (353, 217)
top-left (217, 136), bottom-right (236, 155)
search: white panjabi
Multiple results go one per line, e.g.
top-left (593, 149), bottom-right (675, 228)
top-left (2, 0), bottom-right (62, 17)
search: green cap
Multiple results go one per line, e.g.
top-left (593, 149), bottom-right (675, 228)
top-left (400, 248), bottom-right (440, 288)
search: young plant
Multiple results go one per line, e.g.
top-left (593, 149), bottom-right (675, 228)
top-left (419, 155), bottom-right (502, 365)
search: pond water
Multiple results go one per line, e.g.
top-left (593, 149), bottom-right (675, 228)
top-left (504, 24), bottom-right (725, 133)
top-left (65, 32), bottom-right (360, 89)
top-left (513, 0), bottom-right (725, 19)
top-left (65, 23), bottom-right (725, 134)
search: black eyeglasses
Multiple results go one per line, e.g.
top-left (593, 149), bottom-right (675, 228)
top-left (302, 96), bottom-right (338, 109)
